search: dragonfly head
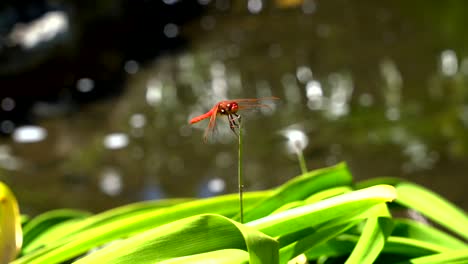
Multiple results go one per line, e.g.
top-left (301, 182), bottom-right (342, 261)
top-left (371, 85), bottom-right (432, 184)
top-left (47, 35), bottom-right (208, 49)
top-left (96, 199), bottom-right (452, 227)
top-left (228, 102), bottom-right (239, 113)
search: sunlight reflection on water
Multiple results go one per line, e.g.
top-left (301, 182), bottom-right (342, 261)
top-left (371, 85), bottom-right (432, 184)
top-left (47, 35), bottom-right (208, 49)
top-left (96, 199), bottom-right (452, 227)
top-left (12, 126), bottom-right (47, 143)
top-left (100, 168), bottom-right (122, 196)
top-left (440, 49), bottom-right (458, 76)
top-left (103, 133), bottom-right (129, 150)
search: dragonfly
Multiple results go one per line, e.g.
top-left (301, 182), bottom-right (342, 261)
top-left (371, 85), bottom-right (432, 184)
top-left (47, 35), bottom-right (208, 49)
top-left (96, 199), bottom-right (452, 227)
top-left (189, 97), bottom-right (279, 142)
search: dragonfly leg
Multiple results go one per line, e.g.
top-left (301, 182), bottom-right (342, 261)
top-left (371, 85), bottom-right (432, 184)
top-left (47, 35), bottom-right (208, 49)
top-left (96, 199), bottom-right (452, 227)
top-left (230, 113), bottom-right (242, 129)
top-left (233, 113), bottom-right (241, 124)
top-left (228, 114), bottom-right (239, 136)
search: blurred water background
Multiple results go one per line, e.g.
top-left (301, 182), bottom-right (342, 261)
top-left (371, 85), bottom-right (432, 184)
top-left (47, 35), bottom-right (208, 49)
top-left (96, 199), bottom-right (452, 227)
top-left (1, 0), bottom-right (467, 215)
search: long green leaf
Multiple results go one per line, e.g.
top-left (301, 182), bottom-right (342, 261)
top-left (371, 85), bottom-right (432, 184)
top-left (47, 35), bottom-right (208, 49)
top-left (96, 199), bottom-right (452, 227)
top-left (391, 218), bottom-right (467, 250)
top-left (247, 185), bottom-right (397, 237)
top-left (277, 202), bottom-right (391, 249)
top-left (305, 232), bottom-right (453, 261)
top-left (304, 186), bottom-right (353, 204)
top-left (279, 220), bottom-right (359, 264)
top-left (158, 249), bottom-right (249, 264)
top-left (271, 186), bottom-right (353, 215)
top-left (396, 249), bottom-right (468, 264)
top-left (384, 236), bottom-right (454, 256)
top-left (241, 162), bottom-right (353, 222)
top-left (355, 177), bottom-right (404, 189)
top-left (304, 234), bottom-right (358, 260)
top-left (345, 216), bottom-right (393, 264)
top-left (13, 191), bottom-right (269, 264)
top-left (395, 182), bottom-right (468, 240)
top-left (73, 214), bottom-right (278, 264)
top-left (22, 199), bottom-right (190, 254)
top-left (22, 209), bottom-right (90, 252)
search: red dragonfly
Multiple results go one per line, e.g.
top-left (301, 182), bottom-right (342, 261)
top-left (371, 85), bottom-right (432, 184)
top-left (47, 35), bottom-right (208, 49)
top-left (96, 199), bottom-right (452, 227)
top-left (189, 97), bottom-right (279, 142)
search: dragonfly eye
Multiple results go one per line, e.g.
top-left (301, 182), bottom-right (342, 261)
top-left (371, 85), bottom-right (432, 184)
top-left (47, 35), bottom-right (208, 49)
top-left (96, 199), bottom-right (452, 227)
top-left (230, 102), bottom-right (239, 112)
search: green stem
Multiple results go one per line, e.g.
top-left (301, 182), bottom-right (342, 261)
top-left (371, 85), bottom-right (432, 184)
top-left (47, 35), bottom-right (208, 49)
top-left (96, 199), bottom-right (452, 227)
top-left (296, 150), bottom-right (308, 175)
top-left (238, 122), bottom-right (244, 224)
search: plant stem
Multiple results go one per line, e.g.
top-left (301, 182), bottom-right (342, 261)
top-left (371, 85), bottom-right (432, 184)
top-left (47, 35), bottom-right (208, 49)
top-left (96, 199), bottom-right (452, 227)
top-left (297, 150), bottom-right (308, 175)
top-left (238, 122), bottom-right (244, 224)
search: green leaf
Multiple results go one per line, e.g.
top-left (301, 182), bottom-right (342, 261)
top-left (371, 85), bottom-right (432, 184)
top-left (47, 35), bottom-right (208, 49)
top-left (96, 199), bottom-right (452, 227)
top-left (395, 182), bottom-right (468, 240)
top-left (270, 201), bottom-right (305, 215)
top-left (12, 163), bottom-right (467, 264)
top-left (345, 216), bottom-right (393, 264)
top-left (247, 185), bottom-right (397, 237)
top-left (396, 249), bottom-right (468, 264)
top-left (20, 215), bottom-right (29, 226)
top-left (158, 249), bottom-right (249, 264)
top-left (22, 199), bottom-right (191, 254)
top-left (271, 186), bottom-right (353, 215)
top-left (384, 236), bottom-right (456, 256)
top-left (391, 218), bottom-right (467, 250)
top-left (304, 232), bottom-right (453, 261)
top-left (13, 191), bottom-right (269, 264)
top-left (303, 234), bottom-right (358, 260)
top-left (279, 220), bottom-right (359, 264)
top-left (278, 202), bottom-right (391, 249)
top-left (304, 186), bottom-right (353, 204)
top-left (241, 162), bottom-right (353, 222)
top-left (73, 214), bottom-right (278, 264)
top-left (0, 181), bottom-right (22, 263)
top-left (355, 177), bottom-right (404, 189)
top-left (22, 209), bottom-right (90, 252)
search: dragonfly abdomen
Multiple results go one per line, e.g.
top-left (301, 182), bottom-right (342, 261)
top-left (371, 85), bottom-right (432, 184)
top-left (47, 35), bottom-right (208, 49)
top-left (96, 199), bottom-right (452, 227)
top-left (189, 109), bottom-right (214, 124)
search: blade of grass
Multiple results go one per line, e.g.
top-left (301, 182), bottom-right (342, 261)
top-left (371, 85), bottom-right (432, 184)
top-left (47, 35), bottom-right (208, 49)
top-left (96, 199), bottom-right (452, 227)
top-left (21, 199), bottom-right (193, 254)
top-left (395, 182), bottom-right (468, 240)
top-left (241, 162), bottom-right (353, 222)
top-left (304, 234), bottom-right (358, 260)
top-left (391, 218), bottom-right (467, 250)
top-left (22, 199), bottom-right (193, 254)
top-left (304, 186), bottom-right (353, 204)
top-left (344, 216), bottom-right (394, 264)
top-left (280, 203), bottom-right (393, 263)
top-left (384, 236), bottom-right (457, 256)
top-left (277, 202), bottom-right (391, 247)
top-left (22, 209), bottom-right (90, 251)
top-left (305, 231), bottom-right (454, 261)
top-left (13, 191), bottom-right (270, 264)
top-left (158, 249), bottom-right (249, 264)
top-left (247, 185), bottom-right (397, 237)
top-left (355, 177), bottom-right (404, 189)
top-left (271, 186), bottom-right (353, 215)
top-left (395, 249), bottom-right (468, 264)
top-left (279, 220), bottom-right (359, 264)
top-left (73, 214), bottom-right (278, 264)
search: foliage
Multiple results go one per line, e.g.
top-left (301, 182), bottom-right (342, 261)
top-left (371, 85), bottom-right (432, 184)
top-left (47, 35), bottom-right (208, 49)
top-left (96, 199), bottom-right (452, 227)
top-left (0, 182), bottom-right (22, 263)
top-left (1, 163), bottom-right (467, 263)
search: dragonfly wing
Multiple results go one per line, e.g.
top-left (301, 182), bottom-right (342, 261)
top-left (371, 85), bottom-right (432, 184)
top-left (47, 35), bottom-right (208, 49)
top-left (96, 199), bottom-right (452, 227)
top-left (225, 97), bottom-right (279, 104)
top-left (203, 104), bottom-right (219, 142)
top-left (238, 103), bottom-right (272, 110)
top-left (229, 97), bottom-right (279, 110)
